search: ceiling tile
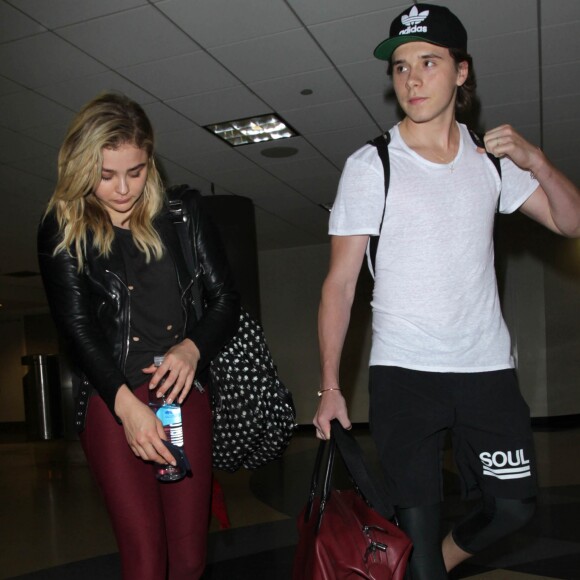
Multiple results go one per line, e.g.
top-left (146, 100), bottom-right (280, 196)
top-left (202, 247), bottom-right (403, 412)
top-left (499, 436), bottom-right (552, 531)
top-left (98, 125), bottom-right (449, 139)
top-left (281, 98), bottom-right (376, 136)
top-left (309, 12), bottom-right (393, 66)
top-left (35, 71), bottom-right (155, 111)
top-left (163, 148), bottom-right (258, 181)
top-left (209, 29), bottom-right (331, 83)
top-left (14, 0), bottom-right (148, 28)
top-left (0, 75), bottom-right (22, 96)
top-left (155, 125), bottom-right (229, 160)
top-left (0, 1), bottom-right (45, 40)
top-left (0, 165), bottom-right (53, 206)
top-left (23, 121), bottom-right (69, 149)
top-left (360, 93), bottom-right (400, 131)
top-left (285, 173), bottom-right (341, 205)
top-left (307, 123), bottom-right (381, 167)
top-left (142, 102), bottom-right (196, 134)
top-left (288, 0), bottom-right (400, 25)
top-left (58, 6), bottom-right (198, 68)
top-left (157, 157), bottom-right (213, 192)
top-left (0, 90), bottom-right (72, 131)
top-left (167, 85), bottom-right (269, 126)
top-left (446, 0), bottom-right (538, 40)
top-left (9, 153), bottom-right (58, 183)
top-left (155, 0), bottom-right (300, 47)
top-left (0, 33), bottom-right (107, 88)
top-left (249, 68), bottom-right (354, 111)
top-left (0, 126), bottom-right (56, 164)
top-left (120, 51), bottom-right (240, 100)
top-left (212, 166), bottom-right (297, 199)
top-left (338, 59), bottom-right (391, 99)
top-left (236, 137), bottom-right (325, 166)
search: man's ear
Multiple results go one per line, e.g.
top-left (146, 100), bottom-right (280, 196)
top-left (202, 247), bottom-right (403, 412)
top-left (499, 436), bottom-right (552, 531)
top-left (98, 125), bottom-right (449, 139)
top-left (456, 60), bottom-right (469, 87)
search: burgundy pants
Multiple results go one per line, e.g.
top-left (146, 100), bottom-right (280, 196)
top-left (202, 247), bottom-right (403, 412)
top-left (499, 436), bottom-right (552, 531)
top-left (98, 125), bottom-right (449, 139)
top-left (80, 382), bottom-right (212, 580)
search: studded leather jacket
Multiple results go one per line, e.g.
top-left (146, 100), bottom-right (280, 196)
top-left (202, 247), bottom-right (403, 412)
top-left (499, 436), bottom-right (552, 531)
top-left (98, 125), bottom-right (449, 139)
top-left (37, 190), bottom-right (240, 432)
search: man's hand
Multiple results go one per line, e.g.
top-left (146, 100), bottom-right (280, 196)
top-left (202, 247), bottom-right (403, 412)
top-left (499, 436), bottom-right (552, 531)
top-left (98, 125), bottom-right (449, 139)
top-left (313, 389), bottom-right (352, 440)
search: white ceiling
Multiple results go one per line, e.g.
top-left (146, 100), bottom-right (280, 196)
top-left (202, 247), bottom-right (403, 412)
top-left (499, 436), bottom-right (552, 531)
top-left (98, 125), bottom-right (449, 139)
top-left (0, 0), bottom-right (578, 314)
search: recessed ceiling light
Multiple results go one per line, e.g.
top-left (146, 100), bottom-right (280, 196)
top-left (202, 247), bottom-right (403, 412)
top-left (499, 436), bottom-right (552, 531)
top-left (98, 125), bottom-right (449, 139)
top-left (204, 114), bottom-right (298, 147)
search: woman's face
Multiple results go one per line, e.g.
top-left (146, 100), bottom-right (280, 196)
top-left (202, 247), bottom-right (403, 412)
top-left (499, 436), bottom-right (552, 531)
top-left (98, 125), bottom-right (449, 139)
top-left (94, 143), bottom-right (149, 228)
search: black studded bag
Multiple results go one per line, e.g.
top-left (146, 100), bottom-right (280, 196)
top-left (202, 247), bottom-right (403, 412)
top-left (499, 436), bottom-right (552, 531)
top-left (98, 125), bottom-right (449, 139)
top-left (168, 186), bottom-right (297, 472)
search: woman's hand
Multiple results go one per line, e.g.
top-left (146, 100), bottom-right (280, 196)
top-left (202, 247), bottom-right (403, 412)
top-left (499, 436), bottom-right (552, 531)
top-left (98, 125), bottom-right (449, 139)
top-left (114, 385), bottom-right (176, 466)
top-left (143, 338), bottom-right (201, 405)
top-left (313, 389), bottom-right (352, 440)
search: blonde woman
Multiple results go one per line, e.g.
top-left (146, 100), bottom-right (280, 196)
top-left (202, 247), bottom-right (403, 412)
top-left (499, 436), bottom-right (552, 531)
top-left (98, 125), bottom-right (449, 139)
top-left (38, 92), bottom-right (239, 580)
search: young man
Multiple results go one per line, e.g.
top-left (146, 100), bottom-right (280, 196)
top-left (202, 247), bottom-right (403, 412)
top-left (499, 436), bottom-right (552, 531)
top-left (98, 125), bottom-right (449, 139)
top-left (313, 3), bottom-right (580, 578)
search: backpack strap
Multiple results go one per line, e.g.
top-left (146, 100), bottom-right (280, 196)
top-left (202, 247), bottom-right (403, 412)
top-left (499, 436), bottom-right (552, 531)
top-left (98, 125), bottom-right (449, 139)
top-left (467, 129), bottom-right (503, 211)
top-left (367, 132), bottom-right (391, 276)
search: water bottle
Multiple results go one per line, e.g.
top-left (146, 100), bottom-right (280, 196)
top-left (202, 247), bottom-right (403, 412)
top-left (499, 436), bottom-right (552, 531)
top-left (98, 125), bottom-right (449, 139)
top-left (149, 356), bottom-right (185, 482)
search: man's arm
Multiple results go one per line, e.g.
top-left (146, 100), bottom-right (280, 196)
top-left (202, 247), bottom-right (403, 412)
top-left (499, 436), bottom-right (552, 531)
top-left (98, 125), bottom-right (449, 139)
top-left (484, 124), bottom-right (580, 237)
top-left (313, 234), bottom-right (369, 439)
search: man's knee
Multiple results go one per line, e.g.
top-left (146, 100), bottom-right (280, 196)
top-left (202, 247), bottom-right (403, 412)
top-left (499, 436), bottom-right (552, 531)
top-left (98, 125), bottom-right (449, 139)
top-left (453, 495), bottom-right (536, 554)
top-left (497, 496), bottom-right (536, 531)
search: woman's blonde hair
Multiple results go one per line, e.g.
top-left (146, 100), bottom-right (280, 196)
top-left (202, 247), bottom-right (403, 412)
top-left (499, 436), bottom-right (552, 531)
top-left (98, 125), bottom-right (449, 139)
top-left (46, 92), bottom-right (165, 268)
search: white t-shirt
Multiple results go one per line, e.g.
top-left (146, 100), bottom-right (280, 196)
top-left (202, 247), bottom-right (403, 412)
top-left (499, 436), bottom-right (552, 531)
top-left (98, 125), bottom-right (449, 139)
top-left (329, 123), bottom-right (539, 372)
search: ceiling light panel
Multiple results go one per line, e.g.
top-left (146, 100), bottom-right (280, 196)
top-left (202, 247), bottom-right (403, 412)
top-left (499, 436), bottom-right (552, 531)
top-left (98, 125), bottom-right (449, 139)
top-left (204, 114), bottom-right (298, 147)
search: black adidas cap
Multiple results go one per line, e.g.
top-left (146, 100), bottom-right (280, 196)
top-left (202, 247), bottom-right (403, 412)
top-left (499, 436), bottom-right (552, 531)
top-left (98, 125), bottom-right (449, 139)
top-left (374, 3), bottom-right (467, 61)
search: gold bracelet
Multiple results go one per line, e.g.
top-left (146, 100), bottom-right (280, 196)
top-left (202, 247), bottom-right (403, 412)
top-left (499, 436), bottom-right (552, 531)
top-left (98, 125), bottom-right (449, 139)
top-left (317, 387), bottom-right (341, 397)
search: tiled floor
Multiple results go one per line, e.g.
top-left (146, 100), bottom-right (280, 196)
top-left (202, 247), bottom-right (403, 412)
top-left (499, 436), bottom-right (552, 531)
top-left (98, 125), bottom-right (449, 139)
top-left (2, 424), bottom-right (580, 579)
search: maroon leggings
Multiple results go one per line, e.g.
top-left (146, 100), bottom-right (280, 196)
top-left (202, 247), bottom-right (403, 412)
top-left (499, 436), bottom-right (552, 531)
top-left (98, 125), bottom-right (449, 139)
top-left (80, 382), bottom-right (212, 580)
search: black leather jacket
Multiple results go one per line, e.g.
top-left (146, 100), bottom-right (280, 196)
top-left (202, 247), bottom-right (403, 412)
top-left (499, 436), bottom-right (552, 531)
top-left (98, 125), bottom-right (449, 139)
top-left (37, 190), bottom-right (240, 431)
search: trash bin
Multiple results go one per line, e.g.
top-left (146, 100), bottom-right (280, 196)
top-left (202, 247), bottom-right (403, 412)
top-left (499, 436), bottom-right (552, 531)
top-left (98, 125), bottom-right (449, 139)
top-left (22, 354), bottom-right (62, 440)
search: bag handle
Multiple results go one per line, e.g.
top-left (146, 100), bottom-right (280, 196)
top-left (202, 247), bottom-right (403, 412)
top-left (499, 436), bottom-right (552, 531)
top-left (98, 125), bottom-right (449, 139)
top-left (330, 421), bottom-right (394, 520)
top-left (304, 420), bottom-right (395, 532)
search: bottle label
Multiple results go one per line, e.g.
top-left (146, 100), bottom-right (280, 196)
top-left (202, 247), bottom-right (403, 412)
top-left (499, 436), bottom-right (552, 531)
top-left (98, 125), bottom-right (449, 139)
top-left (156, 405), bottom-right (184, 448)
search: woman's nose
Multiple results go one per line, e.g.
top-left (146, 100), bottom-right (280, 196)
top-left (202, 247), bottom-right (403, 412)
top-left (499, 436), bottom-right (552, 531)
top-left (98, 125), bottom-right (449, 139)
top-left (116, 176), bottom-right (129, 194)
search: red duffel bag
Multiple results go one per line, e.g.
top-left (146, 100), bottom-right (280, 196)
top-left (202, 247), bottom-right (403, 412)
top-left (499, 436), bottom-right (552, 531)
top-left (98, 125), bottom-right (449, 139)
top-left (293, 421), bottom-right (412, 580)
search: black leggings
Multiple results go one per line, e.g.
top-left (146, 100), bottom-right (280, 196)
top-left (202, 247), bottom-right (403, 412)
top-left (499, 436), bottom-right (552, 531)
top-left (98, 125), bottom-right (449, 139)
top-left (397, 495), bottom-right (536, 579)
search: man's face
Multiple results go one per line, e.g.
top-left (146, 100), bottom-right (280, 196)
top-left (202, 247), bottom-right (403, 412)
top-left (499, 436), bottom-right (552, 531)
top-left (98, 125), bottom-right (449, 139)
top-left (391, 41), bottom-right (468, 124)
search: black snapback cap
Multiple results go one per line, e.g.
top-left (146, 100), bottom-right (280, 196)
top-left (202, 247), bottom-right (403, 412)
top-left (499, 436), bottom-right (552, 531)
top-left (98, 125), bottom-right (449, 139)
top-left (374, 3), bottom-right (467, 61)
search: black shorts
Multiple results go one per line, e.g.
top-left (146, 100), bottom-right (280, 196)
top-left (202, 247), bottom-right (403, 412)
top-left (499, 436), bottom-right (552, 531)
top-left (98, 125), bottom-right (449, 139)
top-left (369, 366), bottom-right (538, 508)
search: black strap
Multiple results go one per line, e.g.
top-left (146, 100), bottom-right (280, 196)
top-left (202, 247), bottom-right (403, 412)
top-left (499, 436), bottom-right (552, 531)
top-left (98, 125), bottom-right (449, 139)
top-left (367, 132), bottom-right (391, 274)
top-left (304, 420), bottom-right (395, 533)
top-left (467, 129), bottom-right (503, 212)
top-left (467, 129), bottom-right (502, 179)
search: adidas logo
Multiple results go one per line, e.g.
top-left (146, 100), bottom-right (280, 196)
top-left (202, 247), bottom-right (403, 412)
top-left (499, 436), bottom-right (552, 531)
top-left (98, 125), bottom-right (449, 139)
top-left (399, 5), bottom-right (429, 36)
top-left (479, 449), bottom-right (532, 480)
